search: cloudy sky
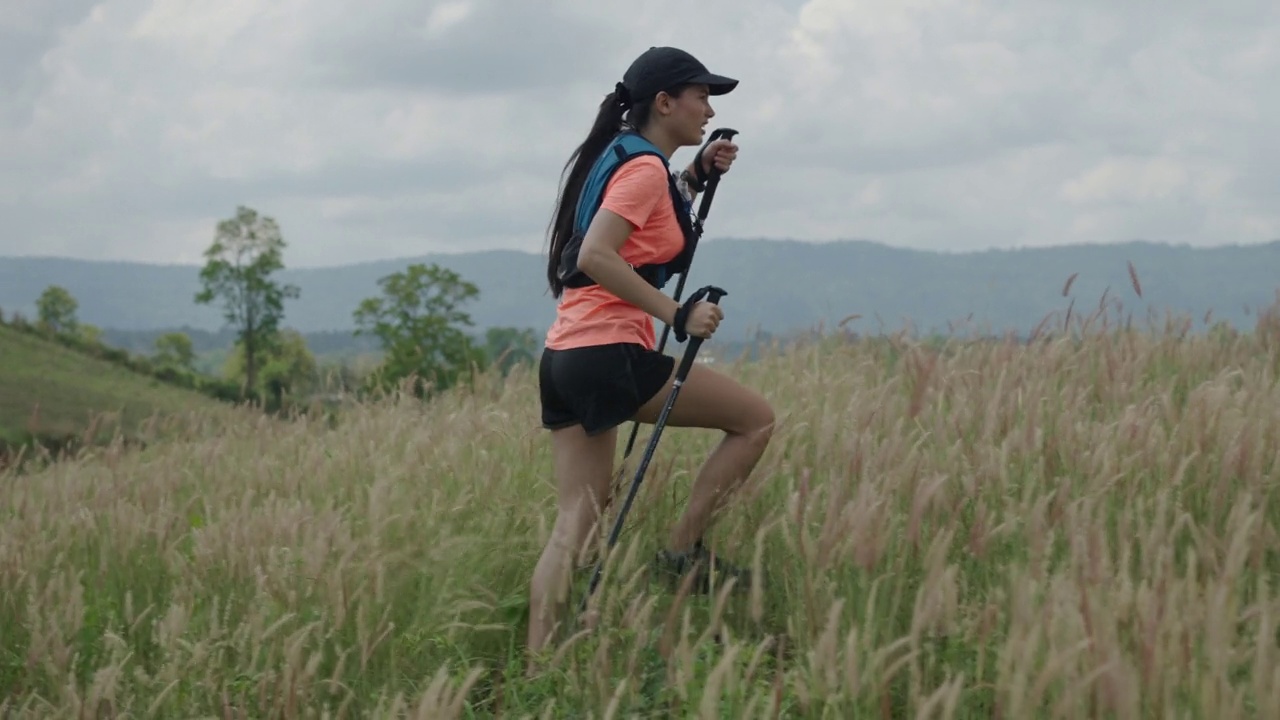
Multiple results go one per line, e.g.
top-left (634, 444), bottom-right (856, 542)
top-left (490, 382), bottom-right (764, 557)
top-left (2, 0), bottom-right (1276, 268)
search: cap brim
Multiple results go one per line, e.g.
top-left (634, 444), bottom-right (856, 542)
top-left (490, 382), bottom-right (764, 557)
top-left (691, 72), bottom-right (738, 95)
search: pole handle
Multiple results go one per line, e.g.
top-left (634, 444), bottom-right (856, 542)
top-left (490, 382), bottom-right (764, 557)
top-left (675, 285), bottom-right (727, 380)
top-left (695, 129), bottom-right (738, 221)
top-left (702, 128), bottom-right (739, 182)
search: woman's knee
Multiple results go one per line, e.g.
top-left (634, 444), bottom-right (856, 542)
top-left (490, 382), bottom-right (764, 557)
top-left (707, 367), bottom-right (774, 440)
top-left (738, 392), bottom-right (776, 447)
top-left (649, 365), bottom-right (776, 439)
top-left (545, 425), bottom-right (615, 554)
top-left (541, 497), bottom-right (609, 569)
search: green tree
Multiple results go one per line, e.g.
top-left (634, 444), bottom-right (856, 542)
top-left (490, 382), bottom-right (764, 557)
top-left (153, 332), bottom-right (196, 371)
top-left (76, 323), bottom-right (102, 345)
top-left (36, 285), bottom-right (78, 334)
top-left (352, 263), bottom-right (484, 397)
top-left (222, 328), bottom-right (318, 405)
top-left (194, 206), bottom-right (300, 397)
top-left (483, 326), bottom-right (539, 375)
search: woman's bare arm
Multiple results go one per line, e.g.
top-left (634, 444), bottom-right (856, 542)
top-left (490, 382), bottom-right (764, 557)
top-left (576, 209), bottom-right (680, 327)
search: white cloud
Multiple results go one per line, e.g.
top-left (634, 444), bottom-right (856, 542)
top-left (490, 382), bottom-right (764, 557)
top-left (423, 1), bottom-right (473, 38)
top-left (0, 0), bottom-right (1276, 266)
top-left (1065, 159), bottom-right (1170, 204)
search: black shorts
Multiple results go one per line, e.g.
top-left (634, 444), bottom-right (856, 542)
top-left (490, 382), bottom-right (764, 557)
top-left (539, 342), bottom-right (676, 436)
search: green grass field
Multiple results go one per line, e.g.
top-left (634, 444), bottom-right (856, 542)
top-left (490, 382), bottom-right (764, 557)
top-left (0, 324), bottom-right (239, 459)
top-left (2, 308), bottom-right (1279, 717)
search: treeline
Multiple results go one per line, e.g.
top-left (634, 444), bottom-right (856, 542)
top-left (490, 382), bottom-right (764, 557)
top-left (6, 204), bottom-right (544, 414)
top-left (0, 300), bottom-right (249, 404)
top-left (99, 327), bottom-right (383, 357)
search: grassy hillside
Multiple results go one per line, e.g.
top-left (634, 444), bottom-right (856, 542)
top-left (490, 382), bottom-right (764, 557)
top-left (2, 303), bottom-right (1279, 716)
top-left (0, 323), bottom-right (240, 461)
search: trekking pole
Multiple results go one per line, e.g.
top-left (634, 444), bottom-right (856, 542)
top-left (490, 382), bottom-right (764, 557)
top-left (617, 128), bottom-right (738, 467)
top-left (581, 285), bottom-right (729, 614)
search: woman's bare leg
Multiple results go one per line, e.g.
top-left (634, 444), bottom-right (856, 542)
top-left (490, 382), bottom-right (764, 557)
top-left (629, 362), bottom-right (776, 552)
top-left (527, 362), bottom-right (773, 670)
top-left (526, 423), bottom-right (616, 671)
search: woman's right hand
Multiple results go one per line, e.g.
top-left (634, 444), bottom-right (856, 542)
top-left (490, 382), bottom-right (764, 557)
top-left (683, 300), bottom-right (724, 339)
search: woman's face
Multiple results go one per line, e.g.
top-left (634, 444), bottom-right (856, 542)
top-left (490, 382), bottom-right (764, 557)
top-left (658, 84), bottom-right (715, 147)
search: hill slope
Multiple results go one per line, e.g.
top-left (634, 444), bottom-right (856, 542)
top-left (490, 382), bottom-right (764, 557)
top-left (0, 324), bottom-right (237, 454)
top-left (3, 238), bottom-right (1279, 339)
top-left (2, 315), bottom-right (1277, 714)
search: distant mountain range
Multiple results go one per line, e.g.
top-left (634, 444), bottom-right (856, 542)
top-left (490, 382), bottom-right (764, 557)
top-left (3, 238), bottom-right (1278, 344)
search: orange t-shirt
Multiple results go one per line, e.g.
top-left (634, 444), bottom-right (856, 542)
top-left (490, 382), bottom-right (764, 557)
top-left (544, 154), bottom-right (686, 351)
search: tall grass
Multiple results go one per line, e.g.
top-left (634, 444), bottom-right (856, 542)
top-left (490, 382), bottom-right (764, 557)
top-left (2, 298), bottom-right (1279, 717)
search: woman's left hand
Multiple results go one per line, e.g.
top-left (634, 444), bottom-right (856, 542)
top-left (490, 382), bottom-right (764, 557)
top-left (701, 138), bottom-right (739, 176)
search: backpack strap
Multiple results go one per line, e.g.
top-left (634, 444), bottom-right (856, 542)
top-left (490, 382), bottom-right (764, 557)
top-left (557, 131), bottom-right (696, 291)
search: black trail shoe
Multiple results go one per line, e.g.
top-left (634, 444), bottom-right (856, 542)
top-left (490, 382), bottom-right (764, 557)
top-left (654, 540), bottom-right (751, 595)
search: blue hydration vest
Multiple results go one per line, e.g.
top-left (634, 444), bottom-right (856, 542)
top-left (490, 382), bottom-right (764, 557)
top-left (556, 130), bottom-right (697, 291)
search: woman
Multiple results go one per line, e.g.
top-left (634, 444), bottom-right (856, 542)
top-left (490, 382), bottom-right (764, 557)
top-left (528, 47), bottom-right (776, 661)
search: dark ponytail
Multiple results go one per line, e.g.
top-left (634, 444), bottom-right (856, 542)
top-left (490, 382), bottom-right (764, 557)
top-left (545, 87), bottom-right (631, 299)
top-left (544, 82), bottom-right (688, 298)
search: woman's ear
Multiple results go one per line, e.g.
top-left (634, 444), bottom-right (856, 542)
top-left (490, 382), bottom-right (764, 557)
top-left (651, 91), bottom-right (673, 117)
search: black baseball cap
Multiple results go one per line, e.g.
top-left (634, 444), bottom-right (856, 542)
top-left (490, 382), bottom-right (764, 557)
top-left (620, 46), bottom-right (738, 104)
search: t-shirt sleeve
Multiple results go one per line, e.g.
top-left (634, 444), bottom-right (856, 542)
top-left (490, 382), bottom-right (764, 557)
top-left (599, 156), bottom-right (669, 229)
